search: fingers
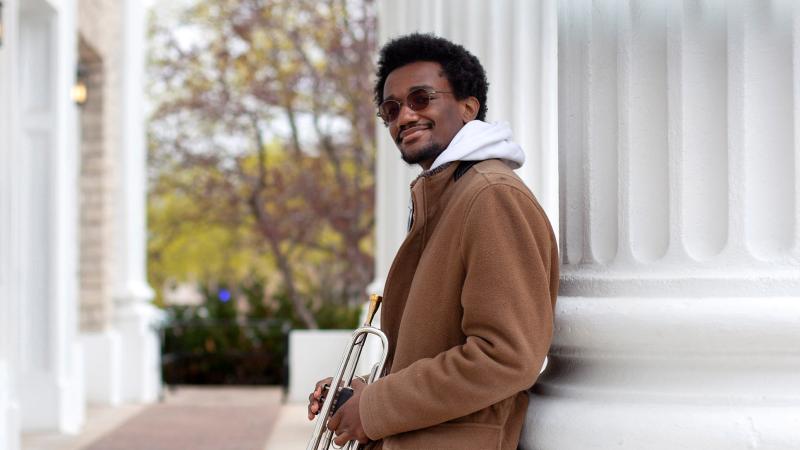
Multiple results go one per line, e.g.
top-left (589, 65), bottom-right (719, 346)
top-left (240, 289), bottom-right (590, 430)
top-left (316, 377), bottom-right (333, 391)
top-left (307, 389), bottom-right (322, 420)
top-left (308, 403), bottom-right (319, 420)
top-left (332, 430), bottom-right (368, 446)
top-left (307, 377), bottom-right (333, 420)
top-left (326, 410), bottom-right (342, 432)
top-left (333, 431), bottom-right (350, 447)
top-left (327, 403), bottom-right (368, 447)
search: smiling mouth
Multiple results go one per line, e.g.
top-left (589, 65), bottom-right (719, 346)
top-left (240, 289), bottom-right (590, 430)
top-left (397, 125), bottom-right (432, 144)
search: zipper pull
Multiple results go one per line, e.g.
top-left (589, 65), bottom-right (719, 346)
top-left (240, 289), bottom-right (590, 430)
top-left (406, 192), bottom-right (414, 232)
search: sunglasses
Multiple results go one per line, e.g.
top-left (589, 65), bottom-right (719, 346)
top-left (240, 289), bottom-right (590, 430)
top-left (377, 88), bottom-right (453, 124)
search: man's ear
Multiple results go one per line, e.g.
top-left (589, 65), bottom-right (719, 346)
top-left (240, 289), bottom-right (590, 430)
top-left (460, 97), bottom-right (480, 123)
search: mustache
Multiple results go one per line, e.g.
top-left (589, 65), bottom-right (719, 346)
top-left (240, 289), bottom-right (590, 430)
top-left (396, 123), bottom-right (432, 144)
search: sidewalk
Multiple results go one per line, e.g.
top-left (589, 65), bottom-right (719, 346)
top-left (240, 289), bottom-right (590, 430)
top-left (262, 402), bottom-right (315, 450)
top-left (22, 386), bottom-right (314, 450)
top-left (22, 402), bottom-right (149, 450)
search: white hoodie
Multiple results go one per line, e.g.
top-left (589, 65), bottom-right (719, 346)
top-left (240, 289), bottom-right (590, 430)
top-left (428, 120), bottom-right (525, 171)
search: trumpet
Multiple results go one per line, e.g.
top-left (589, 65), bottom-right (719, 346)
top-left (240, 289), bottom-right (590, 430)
top-left (306, 294), bottom-right (389, 450)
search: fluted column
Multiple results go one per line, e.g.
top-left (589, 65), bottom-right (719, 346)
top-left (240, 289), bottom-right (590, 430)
top-left (523, 1), bottom-right (800, 448)
top-left (374, 0), bottom-right (559, 291)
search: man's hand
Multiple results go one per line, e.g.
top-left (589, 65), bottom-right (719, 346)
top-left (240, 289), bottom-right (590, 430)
top-left (326, 378), bottom-right (369, 446)
top-left (307, 377), bottom-right (333, 420)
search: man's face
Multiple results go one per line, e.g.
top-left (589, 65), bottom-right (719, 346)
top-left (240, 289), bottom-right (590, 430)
top-left (382, 61), bottom-right (471, 170)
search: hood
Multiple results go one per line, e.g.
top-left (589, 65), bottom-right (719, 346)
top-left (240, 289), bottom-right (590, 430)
top-left (428, 120), bottom-right (525, 171)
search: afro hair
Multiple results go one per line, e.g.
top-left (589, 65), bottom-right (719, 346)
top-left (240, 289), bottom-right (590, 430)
top-left (374, 33), bottom-right (489, 121)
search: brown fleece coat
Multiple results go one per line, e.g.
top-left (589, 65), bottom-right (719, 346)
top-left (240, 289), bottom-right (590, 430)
top-left (359, 159), bottom-right (559, 450)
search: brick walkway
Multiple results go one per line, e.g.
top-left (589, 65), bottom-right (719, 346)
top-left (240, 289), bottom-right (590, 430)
top-left (23, 386), bottom-right (286, 450)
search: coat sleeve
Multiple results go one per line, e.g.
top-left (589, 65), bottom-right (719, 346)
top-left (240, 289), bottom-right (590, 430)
top-left (359, 183), bottom-right (556, 439)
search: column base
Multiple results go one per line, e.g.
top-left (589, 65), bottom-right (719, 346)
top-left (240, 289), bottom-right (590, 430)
top-left (114, 300), bottom-right (162, 403)
top-left (520, 296), bottom-right (800, 450)
top-left (19, 342), bottom-right (85, 434)
top-left (524, 396), bottom-right (800, 449)
top-left (81, 330), bottom-right (122, 405)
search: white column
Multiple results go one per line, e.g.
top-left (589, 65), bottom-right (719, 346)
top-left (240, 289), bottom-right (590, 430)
top-left (15, 0), bottom-right (84, 434)
top-left (372, 0), bottom-right (424, 294)
top-left (1, 0), bottom-right (23, 446)
top-left (523, 1), bottom-right (800, 448)
top-left (52, 0), bottom-right (84, 433)
top-left (76, 0), bottom-right (125, 407)
top-left (112, 0), bottom-right (160, 403)
top-left (80, 331), bottom-right (122, 405)
top-left (374, 0), bottom-right (559, 288)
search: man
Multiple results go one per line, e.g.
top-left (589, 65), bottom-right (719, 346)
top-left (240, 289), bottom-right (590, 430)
top-left (308, 33), bottom-right (559, 450)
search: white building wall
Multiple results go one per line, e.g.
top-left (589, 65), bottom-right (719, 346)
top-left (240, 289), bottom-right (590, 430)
top-left (1, 0), bottom-right (158, 445)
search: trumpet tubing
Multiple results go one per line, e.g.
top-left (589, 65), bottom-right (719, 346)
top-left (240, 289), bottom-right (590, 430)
top-left (307, 295), bottom-right (389, 450)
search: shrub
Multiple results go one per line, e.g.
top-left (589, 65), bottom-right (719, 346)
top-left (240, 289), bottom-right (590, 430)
top-left (159, 280), bottom-right (362, 385)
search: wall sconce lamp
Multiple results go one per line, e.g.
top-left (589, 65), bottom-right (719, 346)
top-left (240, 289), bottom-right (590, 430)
top-left (72, 64), bottom-right (88, 106)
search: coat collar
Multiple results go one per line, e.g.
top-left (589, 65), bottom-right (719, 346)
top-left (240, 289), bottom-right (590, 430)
top-left (410, 161), bottom-right (456, 188)
top-left (408, 162), bottom-right (462, 238)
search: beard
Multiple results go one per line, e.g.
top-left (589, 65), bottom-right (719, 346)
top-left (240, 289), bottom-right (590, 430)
top-left (400, 142), bottom-right (445, 167)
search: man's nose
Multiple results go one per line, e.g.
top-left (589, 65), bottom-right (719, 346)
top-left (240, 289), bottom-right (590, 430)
top-left (396, 103), bottom-right (419, 126)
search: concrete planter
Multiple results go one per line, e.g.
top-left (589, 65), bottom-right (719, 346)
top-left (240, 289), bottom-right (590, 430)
top-left (288, 330), bottom-right (355, 403)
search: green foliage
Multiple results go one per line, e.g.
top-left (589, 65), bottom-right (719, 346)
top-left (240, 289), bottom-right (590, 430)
top-left (268, 290), bottom-right (361, 330)
top-left (315, 301), bottom-right (362, 330)
top-left (160, 278), bottom-right (361, 385)
top-left (147, 0), bottom-right (377, 328)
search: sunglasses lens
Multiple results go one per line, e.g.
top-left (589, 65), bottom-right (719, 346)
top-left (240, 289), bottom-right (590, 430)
top-left (379, 90), bottom-right (434, 123)
top-left (408, 89), bottom-right (431, 111)
top-left (379, 101), bottom-right (400, 122)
